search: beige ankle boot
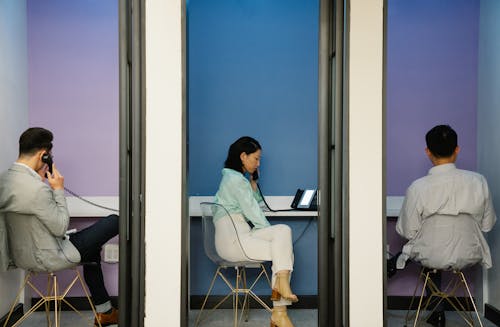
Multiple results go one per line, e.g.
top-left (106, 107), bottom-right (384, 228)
top-left (270, 306), bottom-right (294, 327)
top-left (271, 271), bottom-right (298, 303)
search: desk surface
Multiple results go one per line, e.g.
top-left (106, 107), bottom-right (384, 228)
top-left (189, 196), bottom-right (317, 217)
top-left (67, 195), bottom-right (404, 218)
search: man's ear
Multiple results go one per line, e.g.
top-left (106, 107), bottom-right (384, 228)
top-left (37, 149), bottom-right (46, 160)
top-left (454, 146), bottom-right (460, 156)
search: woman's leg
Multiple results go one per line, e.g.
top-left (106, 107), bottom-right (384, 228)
top-left (242, 224), bottom-right (295, 306)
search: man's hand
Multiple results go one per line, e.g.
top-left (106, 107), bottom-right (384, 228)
top-left (37, 164), bottom-right (49, 182)
top-left (46, 164), bottom-right (64, 190)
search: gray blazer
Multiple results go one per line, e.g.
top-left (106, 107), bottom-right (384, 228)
top-left (0, 163), bottom-right (80, 272)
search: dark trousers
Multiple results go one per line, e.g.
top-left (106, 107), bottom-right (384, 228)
top-left (423, 268), bottom-right (444, 312)
top-left (69, 214), bottom-right (119, 305)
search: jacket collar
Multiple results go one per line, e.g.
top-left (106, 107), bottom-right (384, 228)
top-left (11, 162), bottom-right (42, 181)
top-left (428, 163), bottom-right (456, 175)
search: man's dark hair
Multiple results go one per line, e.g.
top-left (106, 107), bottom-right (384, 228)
top-left (224, 136), bottom-right (261, 173)
top-left (19, 127), bottom-right (53, 156)
top-left (425, 125), bottom-right (457, 158)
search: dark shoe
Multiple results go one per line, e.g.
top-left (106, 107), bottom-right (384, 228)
top-left (387, 251), bottom-right (401, 278)
top-left (94, 308), bottom-right (118, 326)
top-left (426, 310), bottom-right (445, 327)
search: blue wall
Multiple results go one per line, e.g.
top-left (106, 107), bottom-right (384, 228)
top-left (188, 0), bottom-right (319, 196)
top-left (187, 0), bottom-right (319, 296)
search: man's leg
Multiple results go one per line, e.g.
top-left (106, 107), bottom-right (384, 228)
top-left (424, 268), bottom-right (445, 327)
top-left (69, 214), bottom-right (119, 310)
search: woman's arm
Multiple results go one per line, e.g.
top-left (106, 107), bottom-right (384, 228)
top-left (231, 177), bottom-right (270, 229)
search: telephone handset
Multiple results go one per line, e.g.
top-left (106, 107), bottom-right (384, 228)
top-left (41, 153), bottom-right (53, 174)
top-left (291, 189), bottom-right (317, 210)
top-left (252, 170), bottom-right (259, 181)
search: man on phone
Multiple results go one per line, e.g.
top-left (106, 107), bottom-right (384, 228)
top-left (0, 127), bottom-right (119, 326)
top-left (395, 124), bottom-right (496, 327)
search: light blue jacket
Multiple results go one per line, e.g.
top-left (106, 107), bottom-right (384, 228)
top-left (214, 168), bottom-right (270, 229)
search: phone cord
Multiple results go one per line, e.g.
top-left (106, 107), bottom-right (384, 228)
top-left (64, 187), bottom-right (119, 213)
top-left (256, 183), bottom-right (295, 212)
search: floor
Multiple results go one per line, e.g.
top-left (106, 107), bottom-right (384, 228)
top-left (11, 309), bottom-right (497, 326)
top-left (189, 309), bottom-right (497, 327)
top-left (8, 310), bottom-right (117, 327)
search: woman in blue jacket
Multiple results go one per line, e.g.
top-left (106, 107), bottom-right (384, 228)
top-left (214, 136), bottom-right (297, 327)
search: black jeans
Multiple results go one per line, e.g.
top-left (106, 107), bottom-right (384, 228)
top-left (423, 268), bottom-right (444, 312)
top-left (69, 214), bottom-right (119, 305)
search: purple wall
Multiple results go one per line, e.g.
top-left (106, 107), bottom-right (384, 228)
top-left (386, 0), bottom-right (479, 196)
top-left (386, 0), bottom-right (481, 296)
top-left (28, 0), bottom-right (119, 196)
top-left (27, 0), bottom-right (119, 296)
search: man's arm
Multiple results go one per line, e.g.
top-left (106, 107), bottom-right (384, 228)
top-left (32, 165), bottom-right (70, 237)
top-left (396, 186), bottom-right (423, 239)
top-left (481, 177), bottom-right (497, 232)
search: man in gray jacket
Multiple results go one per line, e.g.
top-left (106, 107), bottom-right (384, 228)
top-left (0, 127), bottom-right (119, 326)
top-left (396, 124), bottom-right (496, 327)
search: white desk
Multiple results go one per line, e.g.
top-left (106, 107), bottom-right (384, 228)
top-left (189, 196), bottom-right (317, 217)
top-left (66, 195), bottom-right (404, 218)
top-left (66, 196), bottom-right (119, 217)
top-left (386, 196), bottom-right (404, 217)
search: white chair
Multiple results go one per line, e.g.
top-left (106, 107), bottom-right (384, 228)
top-left (195, 202), bottom-right (272, 327)
top-left (404, 266), bottom-right (484, 327)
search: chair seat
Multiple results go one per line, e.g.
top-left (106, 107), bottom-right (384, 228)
top-left (218, 260), bottom-right (266, 269)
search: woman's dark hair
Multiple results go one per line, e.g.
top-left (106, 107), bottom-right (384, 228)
top-left (224, 136), bottom-right (261, 173)
top-left (425, 124), bottom-right (457, 158)
top-left (19, 127), bottom-right (53, 156)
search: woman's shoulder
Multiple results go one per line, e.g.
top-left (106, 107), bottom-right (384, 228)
top-left (221, 168), bottom-right (249, 186)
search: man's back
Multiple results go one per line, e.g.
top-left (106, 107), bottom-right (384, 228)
top-left (397, 163), bottom-right (496, 269)
top-left (0, 163), bottom-right (80, 272)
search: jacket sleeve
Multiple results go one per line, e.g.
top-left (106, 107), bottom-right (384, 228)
top-left (231, 177), bottom-right (270, 229)
top-left (481, 177), bottom-right (497, 232)
top-left (31, 185), bottom-right (70, 237)
top-left (396, 186), bottom-right (422, 240)
top-left (0, 213), bottom-right (12, 272)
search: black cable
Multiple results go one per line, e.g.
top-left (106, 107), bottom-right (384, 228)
top-left (293, 217), bottom-right (314, 246)
top-left (256, 183), bottom-right (295, 212)
top-left (64, 187), bottom-right (119, 213)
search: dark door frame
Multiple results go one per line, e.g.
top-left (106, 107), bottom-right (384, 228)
top-left (318, 0), bottom-right (348, 325)
top-left (118, 0), bottom-right (146, 326)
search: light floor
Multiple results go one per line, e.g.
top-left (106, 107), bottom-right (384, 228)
top-left (6, 311), bottom-right (117, 327)
top-left (10, 309), bottom-right (498, 326)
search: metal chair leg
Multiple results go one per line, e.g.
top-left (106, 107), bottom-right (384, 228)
top-left (459, 271), bottom-right (484, 327)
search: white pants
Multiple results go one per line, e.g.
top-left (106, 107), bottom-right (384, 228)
top-left (214, 214), bottom-right (294, 306)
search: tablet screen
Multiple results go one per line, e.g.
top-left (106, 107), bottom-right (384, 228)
top-left (298, 189), bottom-right (316, 208)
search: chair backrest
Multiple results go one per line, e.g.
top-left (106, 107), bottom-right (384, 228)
top-left (199, 202), bottom-right (260, 266)
top-left (4, 213), bottom-right (77, 272)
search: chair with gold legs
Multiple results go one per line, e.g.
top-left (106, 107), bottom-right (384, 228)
top-left (3, 266), bottom-right (102, 327)
top-left (195, 202), bottom-right (273, 327)
top-left (404, 267), bottom-right (484, 327)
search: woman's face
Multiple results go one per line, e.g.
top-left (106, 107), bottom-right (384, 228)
top-left (240, 149), bottom-right (261, 173)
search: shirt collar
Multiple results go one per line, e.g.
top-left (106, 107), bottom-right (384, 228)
top-left (222, 168), bottom-right (244, 177)
top-left (428, 163), bottom-right (456, 175)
